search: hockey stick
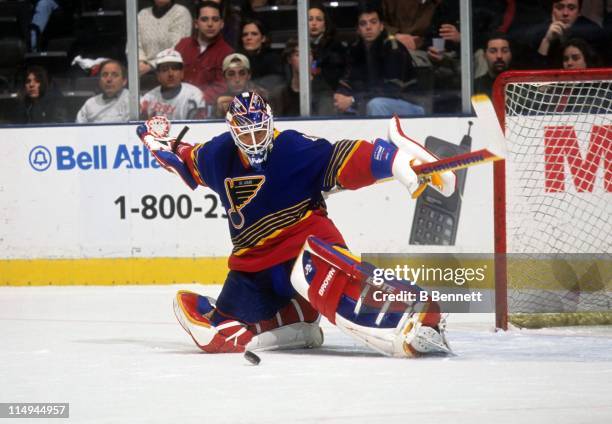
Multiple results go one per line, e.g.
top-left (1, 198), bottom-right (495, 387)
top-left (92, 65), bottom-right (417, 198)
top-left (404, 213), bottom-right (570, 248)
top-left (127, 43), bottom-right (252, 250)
top-left (154, 125), bottom-right (190, 152)
top-left (394, 94), bottom-right (506, 177)
top-left (176, 125), bottom-right (190, 143)
top-left (412, 147), bottom-right (501, 177)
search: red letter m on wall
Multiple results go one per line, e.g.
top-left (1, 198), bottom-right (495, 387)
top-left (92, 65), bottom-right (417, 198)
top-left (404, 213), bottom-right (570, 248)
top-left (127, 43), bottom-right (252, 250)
top-left (544, 125), bottom-right (612, 192)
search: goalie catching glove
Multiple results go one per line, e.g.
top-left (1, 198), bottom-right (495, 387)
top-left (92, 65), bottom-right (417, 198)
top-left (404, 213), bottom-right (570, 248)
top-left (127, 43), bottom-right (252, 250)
top-left (136, 116), bottom-right (198, 189)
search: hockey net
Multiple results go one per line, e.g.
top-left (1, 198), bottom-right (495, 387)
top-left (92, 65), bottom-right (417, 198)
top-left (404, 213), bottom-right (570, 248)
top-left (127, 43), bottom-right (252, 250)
top-left (492, 69), bottom-right (612, 329)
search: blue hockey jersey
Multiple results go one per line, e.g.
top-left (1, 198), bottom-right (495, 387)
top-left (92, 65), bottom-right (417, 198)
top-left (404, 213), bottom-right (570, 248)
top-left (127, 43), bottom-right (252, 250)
top-left (176, 129), bottom-right (391, 271)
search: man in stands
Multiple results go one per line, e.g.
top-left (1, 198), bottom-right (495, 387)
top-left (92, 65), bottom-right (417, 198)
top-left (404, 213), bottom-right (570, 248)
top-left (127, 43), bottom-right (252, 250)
top-left (524, 0), bottom-right (607, 67)
top-left (140, 49), bottom-right (207, 120)
top-left (214, 53), bottom-right (268, 117)
top-left (474, 33), bottom-right (513, 98)
top-left (333, 4), bottom-right (424, 117)
top-left (175, 1), bottom-right (233, 105)
top-left (76, 60), bottom-right (129, 123)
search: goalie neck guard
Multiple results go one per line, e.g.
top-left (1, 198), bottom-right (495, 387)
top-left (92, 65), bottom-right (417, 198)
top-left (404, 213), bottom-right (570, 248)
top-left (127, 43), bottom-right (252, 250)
top-left (226, 91), bottom-right (274, 171)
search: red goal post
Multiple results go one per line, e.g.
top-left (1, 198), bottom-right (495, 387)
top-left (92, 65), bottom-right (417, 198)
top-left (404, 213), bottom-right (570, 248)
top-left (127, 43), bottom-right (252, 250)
top-left (491, 68), bottom-right (612, 330)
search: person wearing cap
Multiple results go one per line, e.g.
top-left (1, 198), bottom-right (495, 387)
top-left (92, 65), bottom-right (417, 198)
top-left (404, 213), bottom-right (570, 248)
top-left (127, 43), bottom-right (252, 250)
top-left (140, 49), bottom-right (207, 120)
top-left (214, 53), bottom-right (269, 118)
top-left (175, 1), bottom-right (234, 105)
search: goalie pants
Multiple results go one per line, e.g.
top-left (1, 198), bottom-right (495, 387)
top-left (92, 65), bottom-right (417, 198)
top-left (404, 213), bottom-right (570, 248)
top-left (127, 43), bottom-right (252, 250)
top-left (213, 260), bottom-right (303, 326)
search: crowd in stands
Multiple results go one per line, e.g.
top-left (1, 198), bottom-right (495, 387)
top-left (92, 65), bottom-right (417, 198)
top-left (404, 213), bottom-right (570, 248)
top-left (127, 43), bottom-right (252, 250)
top-left (0, 0), bottom-right (610, 124)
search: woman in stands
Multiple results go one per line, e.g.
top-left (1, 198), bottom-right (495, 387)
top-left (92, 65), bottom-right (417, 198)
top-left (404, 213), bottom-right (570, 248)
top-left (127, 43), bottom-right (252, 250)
top-left (237, 18), bottom-right (284, 91)
top-left (16, 66), bottom-right (65, 124)
top-left (560, 38), bottom-right (601, 69)
top-left (308, 1), bottom-right (346, 91)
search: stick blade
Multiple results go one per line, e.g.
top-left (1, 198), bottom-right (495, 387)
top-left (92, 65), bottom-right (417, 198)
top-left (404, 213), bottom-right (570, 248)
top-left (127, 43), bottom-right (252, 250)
top-left (412, 95), bottom-right (507, 177)
top-left (471, 94), bottom-right (507, 161)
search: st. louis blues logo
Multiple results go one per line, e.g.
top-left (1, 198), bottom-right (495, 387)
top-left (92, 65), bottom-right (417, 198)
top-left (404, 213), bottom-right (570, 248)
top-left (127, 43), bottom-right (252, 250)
top-left (224, 176), bottom-right (265, 229)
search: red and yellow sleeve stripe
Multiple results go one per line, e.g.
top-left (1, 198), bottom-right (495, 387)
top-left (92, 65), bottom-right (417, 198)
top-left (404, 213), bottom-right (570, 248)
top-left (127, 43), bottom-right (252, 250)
top-left (334, 140), bottom-right (376, 190)
top-left (176, 143), bottom-right (206, 187)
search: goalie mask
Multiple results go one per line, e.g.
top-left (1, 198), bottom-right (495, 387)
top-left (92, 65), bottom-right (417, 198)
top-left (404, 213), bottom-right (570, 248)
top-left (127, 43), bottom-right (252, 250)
top-left (226, 91), bottom-right (274, 171)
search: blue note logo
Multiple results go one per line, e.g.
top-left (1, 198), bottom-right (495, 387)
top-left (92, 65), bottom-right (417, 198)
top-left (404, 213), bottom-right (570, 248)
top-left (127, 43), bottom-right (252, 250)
top-left (223, 175), bottom-right (265, 229)
top-left (29, 146), bottom-right (52, 172)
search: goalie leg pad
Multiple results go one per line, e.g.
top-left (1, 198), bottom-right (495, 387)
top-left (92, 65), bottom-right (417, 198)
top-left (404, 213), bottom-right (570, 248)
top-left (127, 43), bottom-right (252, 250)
top-left (246, 295), bottom-right (323, 351)
top-left (291, 236), bottom-right (451, 357)
top-left (246, 322), bottom-right (324, 351)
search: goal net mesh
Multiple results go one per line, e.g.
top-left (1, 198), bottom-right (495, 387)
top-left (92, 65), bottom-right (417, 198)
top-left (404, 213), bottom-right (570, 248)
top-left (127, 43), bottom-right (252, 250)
top-left (500, 73), bottom-right (612, 327)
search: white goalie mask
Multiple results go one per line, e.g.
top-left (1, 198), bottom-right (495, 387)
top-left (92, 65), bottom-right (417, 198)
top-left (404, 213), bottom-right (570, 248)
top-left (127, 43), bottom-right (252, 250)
top-left (226, 91), bottom-right (274, 170)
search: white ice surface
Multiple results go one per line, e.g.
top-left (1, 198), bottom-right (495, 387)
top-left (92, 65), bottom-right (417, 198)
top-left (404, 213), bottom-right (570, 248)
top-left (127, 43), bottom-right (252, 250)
top-left (1, 285), bottom-right (612, 424)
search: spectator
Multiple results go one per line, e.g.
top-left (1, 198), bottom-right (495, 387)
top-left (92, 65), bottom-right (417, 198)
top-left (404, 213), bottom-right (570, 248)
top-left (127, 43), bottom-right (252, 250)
top-left (29, 0), bottom-right (74, 52)
top-left (423, 0), bottom-right (508, 112)
top-left (334, 5), bottom-right (423, 117)
top-left (138, 0), bottom-right (193, 76)
top-left (76, 60), bottom-right (129, 123)
top-left (238, 18), bottom-right (283, 90)
top-left (474, 33), bottom-right (513, 97)
top-left (278, 38), bottom-right (334, 117)
top-left (210, 0), bottom-right (242, 49)
top-left (16, 66), bottom-right (65, 123)
top-left (308, 2), bottom-right (346, 90)
top-left (424, 1), bottom-right (462, 97)
top-left (423, 0), bottom-right (507, 53)
top-left (175, 1), bottom-right (233, 105)
top-left (214, 53), bottom-right (268, 117)
top-left (140, 48), bottom-right (207, 120)
top-left (560, 37), bottom-right (601, 68)
top-left (507, 0), bottom-right (553, 36)
top-left (523, 0), bottom-right (608, 67)
top-left (381, 0), bottom-right (441, 51)
top-left (420, 0), bottom-right (509, 78)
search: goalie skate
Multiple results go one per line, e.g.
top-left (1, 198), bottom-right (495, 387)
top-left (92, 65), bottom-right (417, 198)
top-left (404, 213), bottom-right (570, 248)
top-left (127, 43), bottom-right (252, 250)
top-left (174, 291), bottom-right (224, 350)
top-left (396, 314), bottom-right (452, 357)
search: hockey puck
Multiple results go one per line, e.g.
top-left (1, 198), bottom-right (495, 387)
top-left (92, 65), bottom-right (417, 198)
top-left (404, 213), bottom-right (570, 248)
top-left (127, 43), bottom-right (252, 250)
top-left (244, 350), bottom-right (261, 365)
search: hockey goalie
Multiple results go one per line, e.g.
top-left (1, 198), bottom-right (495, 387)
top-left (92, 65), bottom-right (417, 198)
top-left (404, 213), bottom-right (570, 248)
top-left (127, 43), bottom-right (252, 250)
top-left (137, 91), bottom-right (455, 357)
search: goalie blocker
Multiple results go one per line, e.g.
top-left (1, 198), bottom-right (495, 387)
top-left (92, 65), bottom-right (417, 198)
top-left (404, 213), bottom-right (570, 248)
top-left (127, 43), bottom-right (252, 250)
top-left (291, 236), bottom-right (452, 357)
